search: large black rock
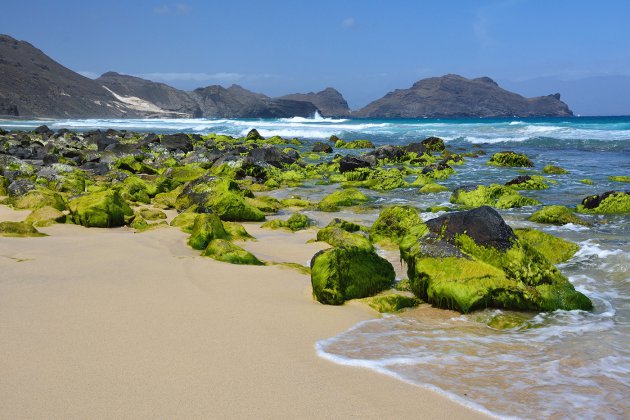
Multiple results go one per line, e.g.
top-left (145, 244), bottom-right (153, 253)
top-left (339, 155), bottom-right (374, 173)
top-left (425, 206), bottom-right (516, 251)
top-left (160, 133), bottom-right (193, 152)
top-left (249, 145), bottom-right (296, 167)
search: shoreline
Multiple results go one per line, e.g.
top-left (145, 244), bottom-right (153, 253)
top-left (0, 204), bottom-right (489, 419)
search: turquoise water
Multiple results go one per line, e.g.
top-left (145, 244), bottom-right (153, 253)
top-left (2, 115), bottom-right (629, 418)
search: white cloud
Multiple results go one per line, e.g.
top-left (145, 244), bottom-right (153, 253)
top-left (342, 17), bottom-right (355, 28)
top-left (78, 71), bottom-right (99, 79)
top-left (153, 3), bottom-right (191, 15)
top-left (137, 72), bottom-right (244, 82)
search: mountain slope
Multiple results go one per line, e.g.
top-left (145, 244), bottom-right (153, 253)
top-left (278, 88), bottom-right (350, 117)
top-left (354, 74), bottom-right (573, 118)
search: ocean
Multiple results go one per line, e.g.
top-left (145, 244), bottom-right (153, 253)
top-left (2, 115), bottom-right (629, 419)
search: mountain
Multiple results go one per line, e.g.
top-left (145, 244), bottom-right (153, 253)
top-left (190, 84), bottom-right (318, 118)
top-left (278, 88), bottom-right (350, 117)
top-left (354, 74), bottom-right (573, 118)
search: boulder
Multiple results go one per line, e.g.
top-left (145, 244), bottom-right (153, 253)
top-left (451, 184), bottom-right (540, 209)
top-left (528, 205), bottom-right (590, 226)
top-left (246, 129), bottom-right (264, 141)
top-left (505, 175), bottom-right (548, 190)
top-left (488, 151), bottom-right (533, 167)
top-left (421, 136), bottom-right (445, 152)
top-left (68, 190), bottom-right (134, 228)
top-left (187, 213), bottom-right (229, 250)
top-left (403, 142), bottom-right (428, 155)
top-left (338, 155), bottom-right (374, 173)
top-left (543, 165), bottom-right (568, 174)
top-left (370, 205), bottom-right (423, 245)
top-left (577, 191), bottom-right (630, 214)
top-left (0, 221), bottom-right (46, 237)
top-left (316, 227), bottom-right (373, 251)
top-left (202, 239), bottom-right (263, 265)
top-left (262, 213), bottom-right (312, 232)
top-left (312, 142), bottom-right (333, 153)
top-left (160, 133), bottom-right (193, 152)
top-left (25, 206), bottom-right (66, 227)
top-left (317, 188), bottom-right (369, 211)
top-left (361, 294), bottom-right (421, 313)
top-left (310, 247), bottom-right (395, 305)
top-left (7, 178), bottom-right (36, 196)
top-left (249, 145), bottom-right (296, 167)
top-left (365, 145), bottom-right (406, 161)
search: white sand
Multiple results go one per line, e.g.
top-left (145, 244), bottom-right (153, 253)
top-left (0, 205), bottom-right (488, 419)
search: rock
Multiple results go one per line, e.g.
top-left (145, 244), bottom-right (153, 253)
top-left (359, 168), bottom-right (407, 191)
top-left (211, 192), bottom-right (266, 222)
top-left (425, 206), bottom-right (516, 251)
top-left (364, 145), bottom-right (406, 161)
top-left (361, 294), bottom-right (421, 313)
top-left (488, 151), bottom-right (533, 167)
top-left (222, 221), bottom-right (254, 241)
top-left (246, 129), bottom-right (264, 141)
top-left (0, 221), bottom-right (46, 237)
top-left (403, 142), bottom-right (428, 155)
top-left (528, 205), bottom-right (590, 226)
top-left (577, 191), bottom-right (630, 214)
top-left (514, 228), bottom-right (579, 264)
top-left (325, 218), bottom-right (362, 233)
top-left (8, 188), bottom-right (66, 210)
top-left (316, 227), bottom-right (373, 251)
top-left (261, 213), bottom-right (312, 232)
top-left (312, 142), bottom-right (333, 153)
top-left (419, 183), bottom-right (448, 194)
top-left (7, 178), bottom-right (36, 196)
top-left (421, 136), bottom-right (445, 152)
top-left (137, 208), bottom-right (167, 220)
top-left (160, 133), bottom-right (193, 152)
top-left (543, 165), bottom-right (568, 174)
top-left (187, 213), bottom-right (230, 250)
top-left (338, 155), bottom-right (374, 173)
top-left (277, 88), bottom-right (351, 117)
top-left (202, 239), bottom-right (263, 265)
top-left (25, 206), bottom-right (66, 227)
top-left (33, 125), bottom-right (53, 136)
top-left (68, 190), bottom-right (134, 228)
top-left (505, 175), bottom-right (548, 190)
top-left (334, 139), bottom-right (374, 149)
top-left (310, 247), bottom-right (395, 305)
top-left (400, 208), bottom-right (592, 313)
top-left (85, 131), bottom-right (117, 151)
top-left (317, 188), bottom-right (369, 211)
top-left (608, 175), bottom-right (630, 183)
top-left (450, 184), bottom-right (541, 209)
top-left (370, 205), bottom-right (423, 246)
top-left (249, 145), bottom-right (296, 167)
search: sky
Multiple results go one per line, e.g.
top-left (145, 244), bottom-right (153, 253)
top-left (3, 0), bottom-right (630, 114)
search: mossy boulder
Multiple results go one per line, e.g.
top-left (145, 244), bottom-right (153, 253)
top-left (360, 294), bottom-right (421, 313)
top-left (528, 205), bottom-right (590, 226)
top-left (137, 208), bottom-right (167, 220)
top-left (450, 184), bottom-right (540, 209)
top-left (211, 192), bottom-right (265, 221)
top-left (170, 212), bottom-right (198, 233)
top-left (576, 191), bottom-right (630, 214)
top-left (505, 175), bottom-right (548, 190)
top-left (317, 188), bottom-right (369, 211)
top-left (25, 206), bottom-right (66, 227)
top-left (187, 213), bottom-right (230, 250)
top-left (421, 136), bottom-right (446, 152)
top-left (370, 205), bottom-right (423, 246)
top-left (400, 206), bottom-right (592, 313)
top-left (310, 247), bottom-right (395, 305)
top-left (419, 183), bottom-right (448, 194)
top-left (281, 197), bottom-right (313, 208)
top-left (317, 226), bottom-right (373, 251)
top-left (334, 139), bottom-right (374, 149)
top-left (0, 221), bottom-right (46, 237)
top-left (608, 175), bottom-right (630, 183)
top-left (202, 239), bottom-right (263, 265)
top-left (360, 168), bottom-right (407, 191)
top-left (326, 218), bottom-right (362, 233)
top-left (514, 228), bottom-right (579, 264)
top-left (543, 165), bottom-right (568, 174)
top-left (262, 213), bottom-right (312, 231)
top-left (245, 195), bottom-right (282, 213)
top-left (68, 190), bottom-right (134, 228)
top-left (488, 151), bottom-right (533, 167)
top-left (222, 221), bottom-right (254, 241)
top-left (486, 313), bottom-right (533, 330)
top-left (9, 188), bottom-right (66, 211)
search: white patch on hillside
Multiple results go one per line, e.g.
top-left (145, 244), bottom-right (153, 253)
top-left (102, 86), bottom-right (187, 116)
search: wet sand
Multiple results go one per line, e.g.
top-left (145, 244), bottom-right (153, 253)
top-left (0, 205), bottom-right (488, 419)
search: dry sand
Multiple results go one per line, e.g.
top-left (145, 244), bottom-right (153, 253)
top-left (0, 205), bottom-right (488, 419)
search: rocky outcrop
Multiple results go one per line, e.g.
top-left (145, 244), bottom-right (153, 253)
top-left (354, 74), bottom-right (573, 118)
top-left (278, 88), bottom-right (350, 117)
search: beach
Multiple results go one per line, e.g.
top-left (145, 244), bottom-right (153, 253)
top-left (0, 204), bottom-right (487, 419)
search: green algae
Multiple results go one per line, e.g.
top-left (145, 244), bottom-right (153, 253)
top-left (9, 188), bottom-right (66, 211)
top-left (211, 192), bottom-right (266, 221)
top-left (268, 261), bottom-right (311, 275)
top-left (68, 190), bottom-right (134, 228)
top-left (609, 175), bottom-right (630, 183)
top-left (506, 175), bottom-right (549, 190)
top-left (528, 205), bottom-right (590, 226)
top-left (370, 205), bottom-right (423, 246)
top-left (311, 247), bottom-right (395, 305)
top-left (222, 221), bottom-right (255, 241)
top-left (488, 152), bottom-right (534, 167)
top-left (543, 165), bottom-right (569, 174)
top-left (450, 184), bottom-right (541, 209)
top-left (580, 179), bottom-right (593, 185)
top-left (0, 221), bottom-right (47, 237)
top-left (360, 294), bottom-right (421, 313)
top-left (202, 239), bottom-right (263, 265)
top-left (317, 188), bottom-right (369, 212)
top-left (170, 212), bottom-right (198, 233)
top-left (137, 208), bottom-right (167, 221)
top-left (25, 206), bottom-right (66, 227)
top-left (187, 213), bottom-right (230, 250)
top-left (334, 139), bottom-right (374, 149)
top-left (577, 192), bottom-right (630, 214)
top-left (419, 183), bottom-right (448, 194)
top-left (317, 226), bottom-right (373, 251)
top-left (262, 212), bottom-right (312, 232)
top-left (325, 218), bottom-right (363, 233)
top-left (514, 228), bottom-right (579, 264)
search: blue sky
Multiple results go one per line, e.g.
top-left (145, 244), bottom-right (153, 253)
top-left (3, 0), bottom-right (630, 113)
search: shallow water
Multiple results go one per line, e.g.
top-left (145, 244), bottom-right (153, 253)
top-left (2, 115), bottom-right (629, 418)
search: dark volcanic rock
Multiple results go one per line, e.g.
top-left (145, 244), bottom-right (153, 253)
top-left (249, 145), bottom-right (296, 167)
top-left (365, 145), bottom-right (406, 161)
top-left (246, 129), bottom-right (264, 141)
top-left (425, 206), bottom-right (516, 251)
top-left (422, 136), bottom-right (446, 152)
top-left (581, 191), bottom-right (629, 210)
top-left (505, 175), bottom-right (533, 186)
top-left (278, 88), bottom-right (351, 117)
top-left (403, 142), bottom-right (428, 155)
top-left (339, 155), bottom-right (374, 173)
top-left (7, 178), bottom-right (36, 196)
top-left (160, 133), bottom-right (193, 152)
top-left (354, 74), bottom-right (573, 118)
top-left (312, 142), bottom-right (333, 153)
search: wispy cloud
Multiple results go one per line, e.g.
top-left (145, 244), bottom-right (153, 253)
top-left (153, 3), bottom-right (191, 15)
top-left (342, 17), bottom-right (355, 28)
top-left (78, 71), bottom-right (99, 79)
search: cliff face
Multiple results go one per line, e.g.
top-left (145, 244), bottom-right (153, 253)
top-left (278, 88), bottom-right (350, 117)
top-left (354, 74), bottom-right (573, 118)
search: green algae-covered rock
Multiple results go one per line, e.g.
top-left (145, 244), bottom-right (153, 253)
top-left (450, 184), bottom-right (540, 209)
top-left (488, 151), bottom-right (533, 167)
top-left (317, 226), bottom-right (373, 251)
top-left (222, 221), bottom-right (255, 241)
top-left (400, 206), bottom-right (592, 313)
top-left (187, 213), bottom-right (229, 250)
top-left (9, 188), bottom-right (66, 211)
top-left (486, 312), bottom-right (533, 330)
top-left (170, 212), bottom-right (198, 233)
top-left (326, 218), bottom-right (363, 233)
top-left (370, 205), bottom-right (423, 246)
top-left (310, 247), bottom-right (395, 305)
top-left (261, 212), bottom-right (312, 232)
top-left (360, 168), bottom-right (407, 191)
top-left (114, 155), bottom-right (158, 175)
top-left (68, 190), bottom-right (134, 228)
top-left (281, 197), bottom-right (313, 208)
top-left (514, 228), bottom-right (579, 264)
top-left (334, 139), bottom-right (375, 149)
top-left (152, 185), bottom-right (183, 209)
top-left (244, 195), bottom-right (282, 213)
top-left (361, 294), bottom-right (421, 313)
top-left (576, 191), bottom-right (630, 214)
top-left (317, 188), bottom-right (369, 211)
top-left (608, 175), bottom-right (630, 183)
top-left (505, 175), bottom-right (549, 190)
top-left (528, 205), bottom-right (590, 226)
top-left (138, 208), bottom-right (167, 220)
top-left (211, 192), bottom-right (265, 222)
top-left (543, 165), bottom-right (569, 174)
top-left (25, 206), bottom-right (66, 227)
top-left (419, 183), bottom-right (448, 194)
top-left (580, 179), bottom-right (593, 185)
top-left (0, 221), bottom-right (46, 237)
top-left (202, 239), bottom-right (263, 265)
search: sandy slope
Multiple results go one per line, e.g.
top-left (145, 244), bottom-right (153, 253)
top-left (0, 206), bottom-right (487, 419)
